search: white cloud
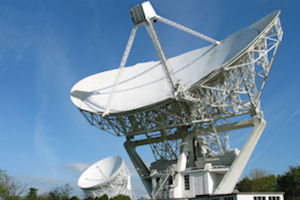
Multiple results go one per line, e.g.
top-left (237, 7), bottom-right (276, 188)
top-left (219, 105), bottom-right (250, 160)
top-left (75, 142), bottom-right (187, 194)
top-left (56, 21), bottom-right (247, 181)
top-left (34, 119), bottom-right (59, 178)
top-left (34, 92), bottom-right (60, 178)
top-left (32, 31), bottom-right (78, 178)
top-left (65, 162), bottom-right (90, 172)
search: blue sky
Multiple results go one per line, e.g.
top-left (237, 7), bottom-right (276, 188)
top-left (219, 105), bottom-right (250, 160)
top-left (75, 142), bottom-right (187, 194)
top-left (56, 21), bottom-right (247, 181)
top-left (0, 0), bottom-right (299, 198)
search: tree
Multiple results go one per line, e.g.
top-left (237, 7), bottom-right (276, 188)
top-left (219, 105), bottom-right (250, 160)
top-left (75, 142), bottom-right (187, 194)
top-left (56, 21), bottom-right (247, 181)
top-left (83, 196), bottom-right (94, 200)
top-left (49, 183), bottom-right (73, 200)
top-left (24, 188), bottom-right (38, 200)
top-left (109, 194), bottom-right (131, 200)
top-left (0, 169), bottom-right (26, 199)
top-left (69, 196), bottom-right (80, 200)
top-left (0, 178), bottom-right (9, 200)
top-left (249, 168), bottom-right (271, 179)
top-left (95, 194), bottom-right (109, 200)
top-left (236, 176), bottom-right (252, 192)
top-left (37, 193), bottom-right (51, 200)
top-left (236, 168), bottom-right (277, 192)
top-left (277, 166), bottom-right (300, 200)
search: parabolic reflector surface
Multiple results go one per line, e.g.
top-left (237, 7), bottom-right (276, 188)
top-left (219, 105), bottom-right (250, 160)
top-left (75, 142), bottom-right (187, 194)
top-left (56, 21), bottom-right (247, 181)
top-left (70, 11), bottom-right (279, 115)
top-left (78, 156), bottom-right (123, 189)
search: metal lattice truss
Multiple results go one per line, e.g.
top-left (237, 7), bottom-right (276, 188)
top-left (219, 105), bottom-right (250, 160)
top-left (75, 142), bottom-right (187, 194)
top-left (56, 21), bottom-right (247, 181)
top-left (80, 15), bottom-right (282, 161)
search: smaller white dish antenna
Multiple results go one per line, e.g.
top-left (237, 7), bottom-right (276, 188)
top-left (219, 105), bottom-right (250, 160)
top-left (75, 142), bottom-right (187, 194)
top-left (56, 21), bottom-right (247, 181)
top-left (78, 156), bottom-right (134, 199)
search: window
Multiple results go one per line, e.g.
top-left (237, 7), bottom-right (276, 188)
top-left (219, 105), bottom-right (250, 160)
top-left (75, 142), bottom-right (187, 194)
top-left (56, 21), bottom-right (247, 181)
top-left (269, 196), bottom-right (280, 200)
top-left (168, 176), bottom-right (173, 185)
top-left (225, 197), bottom-right (234, 200)
top-left (254, 196), bottom-right (266, 200)
top-left (184, 175), bottom-right (190, 190)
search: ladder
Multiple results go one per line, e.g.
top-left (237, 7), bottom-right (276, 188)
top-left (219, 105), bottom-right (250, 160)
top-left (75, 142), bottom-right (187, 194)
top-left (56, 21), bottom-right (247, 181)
top-left (152, 166), bottom-right (175, 200)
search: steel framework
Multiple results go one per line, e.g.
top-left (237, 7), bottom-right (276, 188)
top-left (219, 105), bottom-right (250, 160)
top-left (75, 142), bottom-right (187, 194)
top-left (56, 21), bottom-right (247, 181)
top-left (80, 13), bottom-right (282, 154)
top-left (76, 3), bottom-right (282, 198)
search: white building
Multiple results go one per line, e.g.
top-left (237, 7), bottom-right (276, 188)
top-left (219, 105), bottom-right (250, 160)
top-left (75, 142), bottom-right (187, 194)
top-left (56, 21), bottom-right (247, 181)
top-left (193, 192), bottom-right (284, 200)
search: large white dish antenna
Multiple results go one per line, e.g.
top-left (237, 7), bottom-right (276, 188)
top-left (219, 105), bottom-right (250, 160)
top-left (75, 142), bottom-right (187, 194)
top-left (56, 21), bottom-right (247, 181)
top-left (70, 11), bottom-right (280, 115)
top-left (71, 2), bottom-right (283, 199)
top-left (78, 156), bottom-right (133, 198)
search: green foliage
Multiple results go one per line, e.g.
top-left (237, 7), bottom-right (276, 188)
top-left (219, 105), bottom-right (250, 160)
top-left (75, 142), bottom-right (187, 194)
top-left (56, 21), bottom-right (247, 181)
top-left (277, 166), bottom-right (300, 200)
top-left (83, 197), bottom-right (94, 200)
top-left (109, 194), bottom-right (131, 200)
top-left (69, 196), bottom-right (80, 200)
top-left (236, 169), bottom-right (277, 192)
top-left (0, 169), bottom-right (23, 200)
top-left (48, 183), bottom-right (73, 200)
top-left (24, 188), bottom-right (38, 200)
top-left (249, 168), bottom-right (272, 179)
top-left (95, 194), bottom-right (109, 200)
top-left (37, 194), bottom-right (51, 200)
top-left (82, 194), bottom-right (130, 200)
top-left (0, 184), bottom-right (9, 199)
top-left (236, 176), bottom-right (252, 192)
top-left (237, 166), bottom-right (300, 200)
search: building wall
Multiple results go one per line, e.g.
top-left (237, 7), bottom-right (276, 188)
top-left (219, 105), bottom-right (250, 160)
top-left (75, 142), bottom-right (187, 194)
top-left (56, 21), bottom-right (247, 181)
top-left (185, 170), bottom-right (224, 197)
top-left (236, 193), bottom-right (284, 200)
top-left (194, 192), bottom-right (284, 200)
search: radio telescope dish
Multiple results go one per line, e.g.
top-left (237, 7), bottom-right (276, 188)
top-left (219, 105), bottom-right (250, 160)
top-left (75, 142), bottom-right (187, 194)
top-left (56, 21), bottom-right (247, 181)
top-left (78, 156), bottom-right (133, 199)
top-left (70, 9), bottom-right (280, 115)
top-left (71, 1), bottom-right (283, 199)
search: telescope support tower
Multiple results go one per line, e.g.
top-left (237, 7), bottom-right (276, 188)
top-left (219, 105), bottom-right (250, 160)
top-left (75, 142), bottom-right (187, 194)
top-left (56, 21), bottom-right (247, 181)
top-left (71, 2), bottom-right (283, 199)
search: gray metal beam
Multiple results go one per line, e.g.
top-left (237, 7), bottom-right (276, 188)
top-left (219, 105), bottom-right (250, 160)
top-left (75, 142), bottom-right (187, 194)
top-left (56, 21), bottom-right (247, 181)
top-left (124, 140), bottom-right (152, 195)
top-left (131, 119), bottom-right (255, 146)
